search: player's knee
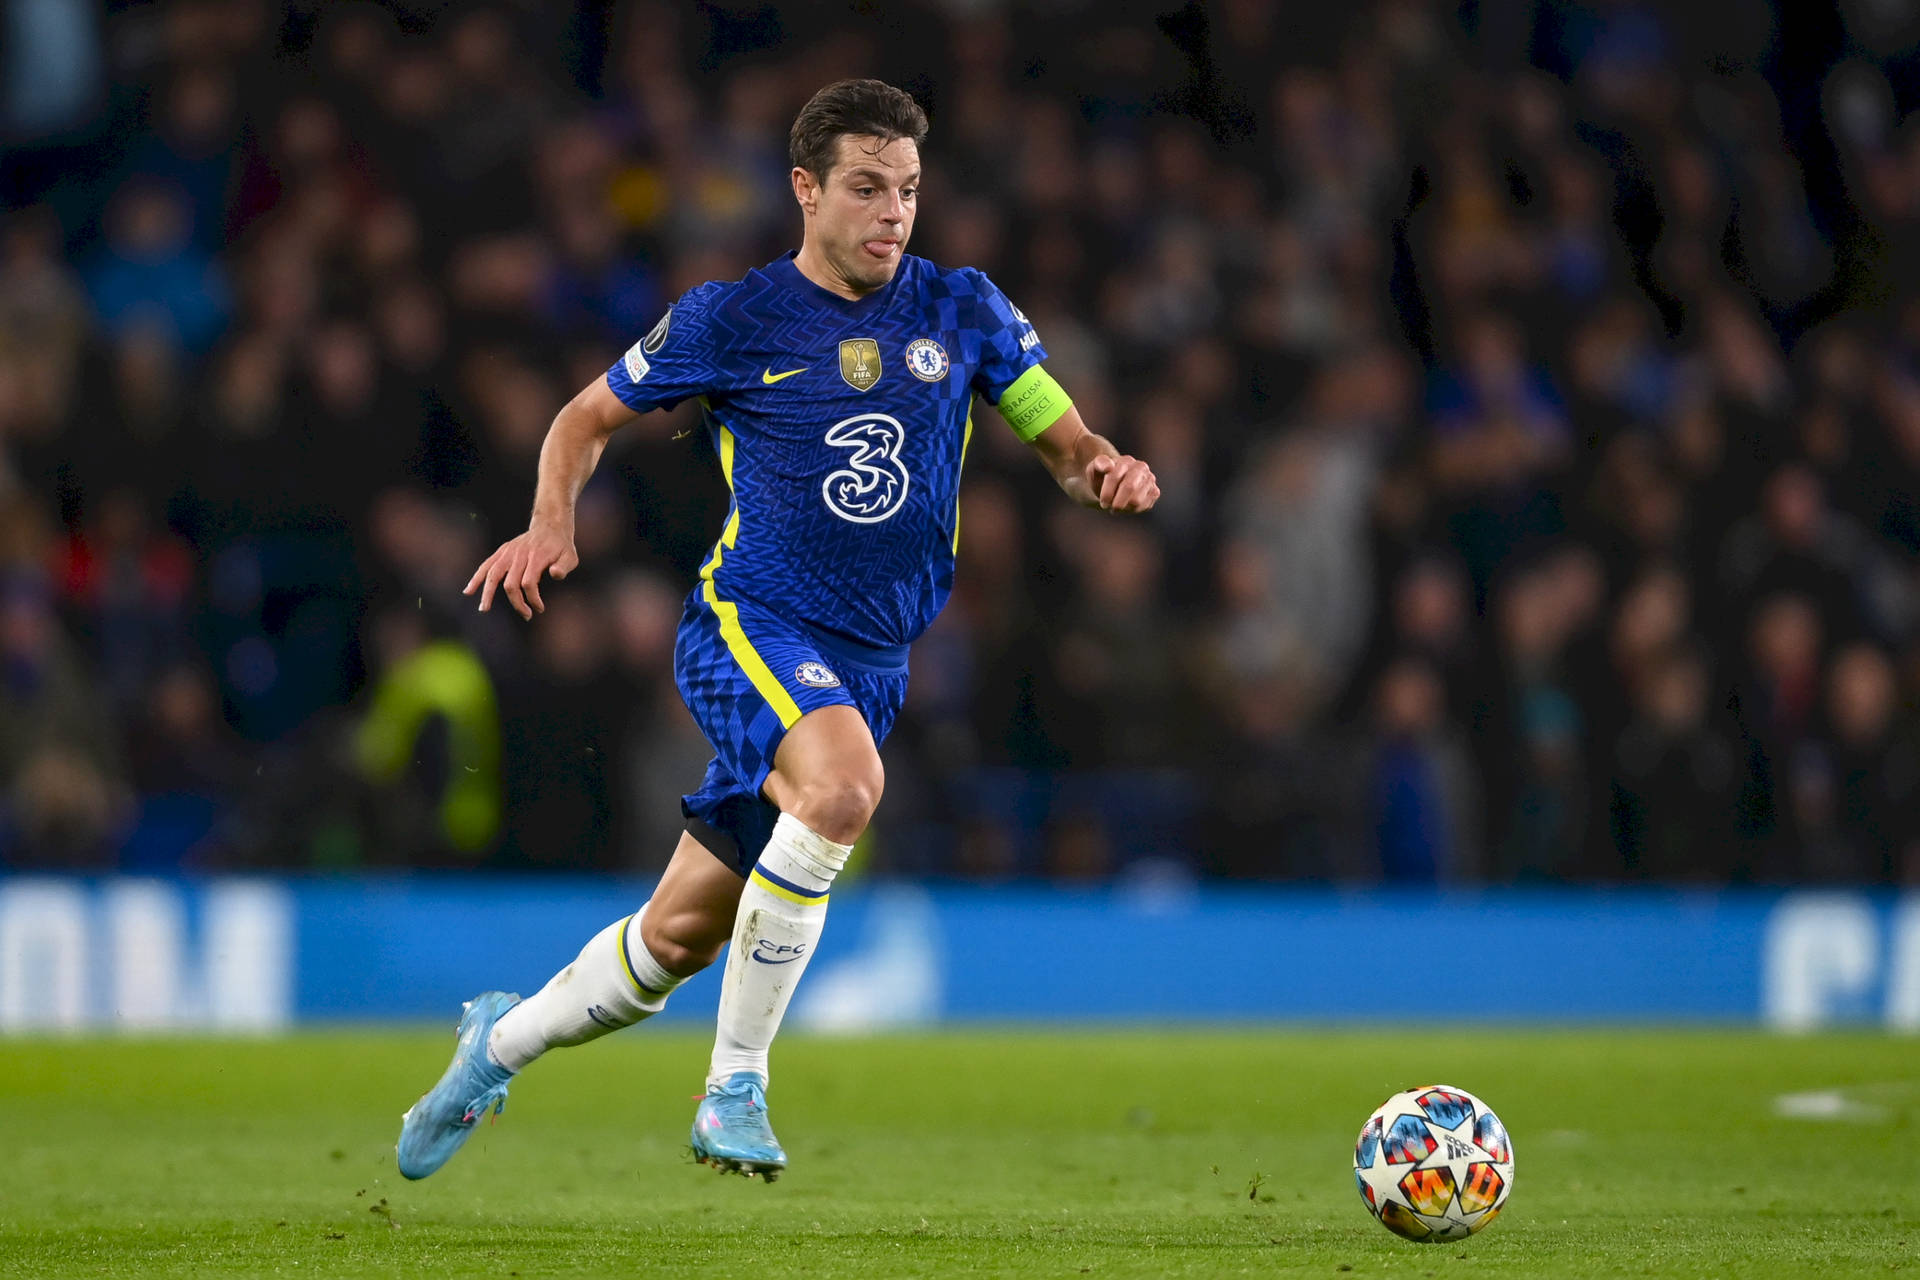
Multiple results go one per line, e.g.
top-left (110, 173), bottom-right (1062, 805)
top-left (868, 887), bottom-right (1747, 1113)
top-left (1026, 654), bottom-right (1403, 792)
top-left (786, 766), bottom-right (882, 845)
top-left (640, 905), bottom-right (728, 976)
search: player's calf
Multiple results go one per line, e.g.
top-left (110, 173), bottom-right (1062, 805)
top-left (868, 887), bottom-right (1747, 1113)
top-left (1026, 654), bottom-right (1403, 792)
top-left (639, 896), bottom-right (731, 974)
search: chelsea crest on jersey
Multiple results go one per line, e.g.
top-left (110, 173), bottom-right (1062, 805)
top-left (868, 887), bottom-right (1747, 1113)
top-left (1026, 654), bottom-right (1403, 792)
top-left (605, 251), bottom-right (1049, 652)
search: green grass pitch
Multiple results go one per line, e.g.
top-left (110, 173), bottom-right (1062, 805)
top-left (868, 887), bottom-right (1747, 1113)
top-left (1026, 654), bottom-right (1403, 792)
top-left (1, 1028), bottom-right (1914, 1277)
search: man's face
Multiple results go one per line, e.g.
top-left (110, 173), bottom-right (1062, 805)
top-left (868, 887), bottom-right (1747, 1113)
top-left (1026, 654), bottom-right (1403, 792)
top-left (795, 134), bottom-right (920, 293)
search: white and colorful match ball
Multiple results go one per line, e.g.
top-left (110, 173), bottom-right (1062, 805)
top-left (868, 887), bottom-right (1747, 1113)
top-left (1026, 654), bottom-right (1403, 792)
top-left (1353, 1084), bottom-right (1514, 1242)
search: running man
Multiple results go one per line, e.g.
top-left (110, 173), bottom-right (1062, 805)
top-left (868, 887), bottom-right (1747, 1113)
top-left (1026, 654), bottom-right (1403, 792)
top-left (397, 79), bottom-right (1159, 1182)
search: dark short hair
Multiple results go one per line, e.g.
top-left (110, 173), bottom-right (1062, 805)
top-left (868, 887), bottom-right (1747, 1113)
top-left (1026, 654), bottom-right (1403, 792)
top-left (789, 79), bottom-right (928, 181)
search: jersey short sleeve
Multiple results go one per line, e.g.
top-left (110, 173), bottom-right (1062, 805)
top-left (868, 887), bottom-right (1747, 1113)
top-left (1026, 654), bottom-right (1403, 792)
top-left (964, 269), bottom-right (1048, 404)
top-left (605, 284), bottom-right (724, 413)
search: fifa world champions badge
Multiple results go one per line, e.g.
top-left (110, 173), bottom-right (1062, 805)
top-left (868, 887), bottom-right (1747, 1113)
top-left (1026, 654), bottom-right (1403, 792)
top-left (839, 338), bottom-right (882, 391)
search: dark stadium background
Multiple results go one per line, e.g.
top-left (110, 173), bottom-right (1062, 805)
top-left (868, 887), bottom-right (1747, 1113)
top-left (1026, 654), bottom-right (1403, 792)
top-left (2, 0), bottom-right (1917, 889)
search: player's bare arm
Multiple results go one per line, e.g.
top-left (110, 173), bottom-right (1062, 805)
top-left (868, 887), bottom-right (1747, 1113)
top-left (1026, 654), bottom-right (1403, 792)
top-left (465, 377), bottom-right (638, 620)
top-left (1026, 404), bottom-right (1160, 514)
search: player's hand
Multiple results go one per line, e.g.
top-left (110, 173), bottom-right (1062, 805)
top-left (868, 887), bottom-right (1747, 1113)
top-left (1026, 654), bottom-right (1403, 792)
top-left (464, 521), bottom-right (579, 620)
top-left (1086, 454), bottom-right (1160, 514)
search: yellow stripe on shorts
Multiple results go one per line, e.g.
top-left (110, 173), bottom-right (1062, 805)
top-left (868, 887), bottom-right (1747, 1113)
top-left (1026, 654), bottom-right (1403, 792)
top-left (698, 423), bottom-right (803, 729)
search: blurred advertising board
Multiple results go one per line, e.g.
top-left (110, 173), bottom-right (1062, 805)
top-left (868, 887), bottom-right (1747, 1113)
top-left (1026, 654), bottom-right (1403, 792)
top-left (0, 878), bottom-right (1914, 1032)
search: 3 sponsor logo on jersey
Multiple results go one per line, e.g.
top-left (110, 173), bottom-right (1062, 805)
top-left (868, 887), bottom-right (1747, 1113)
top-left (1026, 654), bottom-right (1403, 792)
top-left (751, 940), bottom-right (809, 965)
top-left (821, 412), bottom-right (911, 523)
top-left (794, 661), bottom-right (841, 688)
top-left (905, 338), bottom-right (949, 382)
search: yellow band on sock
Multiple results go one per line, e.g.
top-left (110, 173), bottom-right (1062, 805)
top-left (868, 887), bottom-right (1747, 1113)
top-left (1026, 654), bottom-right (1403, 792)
top-left (748, 867), bottom-right (830, 907)
top-left (616, 914), bottom-right (664, 998)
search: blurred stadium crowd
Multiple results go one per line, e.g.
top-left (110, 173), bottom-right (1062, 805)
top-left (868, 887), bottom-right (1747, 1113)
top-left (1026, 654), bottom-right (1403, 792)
top-left (2, 0), bottom-right (1919, 883)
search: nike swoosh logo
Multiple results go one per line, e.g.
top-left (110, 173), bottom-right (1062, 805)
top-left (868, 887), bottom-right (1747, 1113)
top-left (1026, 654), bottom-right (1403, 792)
top-left (761, 366), bottom-right (808, 384)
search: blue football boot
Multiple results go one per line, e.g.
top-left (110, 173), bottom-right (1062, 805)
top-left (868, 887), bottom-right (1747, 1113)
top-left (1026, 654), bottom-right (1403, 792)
top-left (396, 991), bottom-right (520, 1180)
top-left (690, 1071), bottom-right (787, 1180)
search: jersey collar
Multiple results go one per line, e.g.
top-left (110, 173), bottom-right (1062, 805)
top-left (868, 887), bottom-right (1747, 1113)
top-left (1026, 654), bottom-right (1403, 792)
top-left (767, 250), bottom-right (905, 312)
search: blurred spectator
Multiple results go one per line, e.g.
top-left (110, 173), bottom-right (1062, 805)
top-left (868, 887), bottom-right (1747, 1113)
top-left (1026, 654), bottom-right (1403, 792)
top-left (124, 65), bottom-right (241, 250)
top-left (1047, 518), bottom-right (1182, 768)
top-left (1721, 462), bottom-right (1910, 641)
top-left (83, 179), bottom-right (230, 352)
top-left (497, 590), bottom-right (621, 870)
top-left (2, 0), bottom-right (1917, 886)
top-left (1220, 418), bottom-right (1377, 707)
top-left (1366, 657), bottom-right (1479, 883)
top-left (1609, 645), bottom-right (1741, 881)
top-left (606, 569), bottom-right (705, 867)
top-left (0, 207), bottom-right (89, 479)
top-left (1480, 552), bottom-right (1602, 879)
top-left (1809, 643), bottom-right (1920, 881)
top-left (355, 607), bottom-right (501, 864)
top-left (1730, 592), bottom-right (1828, 860)
top-left (1427, 314), bottom-right (1572, 601)
top-left (1201, 670), bottom-right (1360, 882)
top-left (0, 574), bottom-right (128, 867)
top-left (0, 0), bottom-right (103, 141)
top-left (52, 486), bottom-right (195, 710)
top-left (1382, 553), bottom-right (1479, 713)
top-left (121, 662), bottom-right (245, 871)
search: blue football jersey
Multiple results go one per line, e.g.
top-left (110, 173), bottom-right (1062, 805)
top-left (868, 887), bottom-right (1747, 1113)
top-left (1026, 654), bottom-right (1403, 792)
top-left (605, 251), bottom-right (1049, 652)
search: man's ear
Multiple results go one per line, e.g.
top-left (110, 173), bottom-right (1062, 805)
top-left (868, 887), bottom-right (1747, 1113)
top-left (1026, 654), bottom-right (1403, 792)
top-left (792, 166), bottom-right (818, 214)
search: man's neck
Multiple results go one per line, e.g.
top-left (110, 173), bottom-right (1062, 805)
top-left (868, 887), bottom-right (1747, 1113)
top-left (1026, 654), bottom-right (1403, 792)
top-left (792, 242), bottom-right (869, 301)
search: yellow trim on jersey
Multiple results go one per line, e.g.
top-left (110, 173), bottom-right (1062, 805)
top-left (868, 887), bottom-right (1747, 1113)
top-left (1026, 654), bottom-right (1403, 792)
top-left (749, 868), bottom-right (830, 907)
top-left (699, 423), bottom-right (804, 730)
top-left (951, 408), bottom-right (974, 556)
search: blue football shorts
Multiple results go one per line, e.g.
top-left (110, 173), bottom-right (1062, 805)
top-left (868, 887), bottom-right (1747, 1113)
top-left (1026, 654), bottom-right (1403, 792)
top-left (674, 586), bottom-right (908, 876)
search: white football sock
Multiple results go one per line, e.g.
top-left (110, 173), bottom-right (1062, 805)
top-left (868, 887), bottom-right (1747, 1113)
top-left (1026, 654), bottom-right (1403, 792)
top-left (708, 813), bottom-right (852, 1087)
top-left (487, 904), bottom-right (685, 1072)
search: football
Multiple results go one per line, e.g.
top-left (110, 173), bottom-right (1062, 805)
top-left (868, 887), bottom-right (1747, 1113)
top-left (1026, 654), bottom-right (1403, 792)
top-left (1353, 1084), bottom-right (1514, 1242)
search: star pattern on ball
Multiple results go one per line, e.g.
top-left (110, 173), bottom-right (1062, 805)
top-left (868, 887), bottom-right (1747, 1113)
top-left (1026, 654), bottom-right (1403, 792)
top-left (1413, 1109), bottom-right (1498, 1201)
top-left (1354, 1085), bottom-right (1514, 1243)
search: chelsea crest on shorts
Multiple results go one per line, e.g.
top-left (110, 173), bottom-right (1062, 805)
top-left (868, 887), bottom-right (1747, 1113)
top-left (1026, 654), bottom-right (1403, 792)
top-left (794, 661), bottom-right (841, 688)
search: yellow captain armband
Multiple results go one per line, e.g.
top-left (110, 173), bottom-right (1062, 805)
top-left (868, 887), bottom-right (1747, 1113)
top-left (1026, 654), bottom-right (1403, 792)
top-left (995, 365), bottom-right (1073, 442)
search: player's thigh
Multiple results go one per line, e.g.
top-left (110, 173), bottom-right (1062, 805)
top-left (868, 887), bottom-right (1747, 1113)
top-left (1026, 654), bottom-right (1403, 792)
top-left (762, 704), bottom-right (884, 838)
top-left (642, 830), bottom-right (749, 974)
